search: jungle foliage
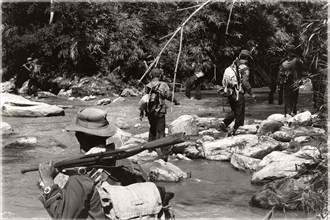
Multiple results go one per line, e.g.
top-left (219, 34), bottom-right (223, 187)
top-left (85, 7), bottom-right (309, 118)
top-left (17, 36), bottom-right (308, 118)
top-left (1, 1), bottom-right (328, 106)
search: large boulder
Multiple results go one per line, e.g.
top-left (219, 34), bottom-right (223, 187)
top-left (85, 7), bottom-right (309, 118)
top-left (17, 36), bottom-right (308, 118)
top-left (240, 136), bottom-right (286, 159)
top-left (251, 146), bottom-right (320, 185)
top-left (203, 134), bottom-right (259, 161)
top-left (168, 115), bottom-right (198, 136)
top-left (250, 178), bottom-right (308, 210)
top-left (1, 93), bottom-right (64, 117)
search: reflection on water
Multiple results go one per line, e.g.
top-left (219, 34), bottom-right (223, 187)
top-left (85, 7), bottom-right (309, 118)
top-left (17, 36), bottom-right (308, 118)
top-left (1, 97), bottom-right (311, 219)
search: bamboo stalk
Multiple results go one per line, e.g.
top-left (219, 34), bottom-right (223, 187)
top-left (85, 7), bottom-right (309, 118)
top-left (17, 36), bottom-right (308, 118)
top-left (138, 0), bottom-right (213, 83)
top-left (226, 0), bottom-right (235, 35)
top-left (171, 28), bottom-right (184, 113)
top-left (177, 4), bottom-right (201, 12)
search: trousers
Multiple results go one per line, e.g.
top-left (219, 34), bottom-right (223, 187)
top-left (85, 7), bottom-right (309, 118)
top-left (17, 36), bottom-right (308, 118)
top-left (223, 93), bottom-right (245, 129)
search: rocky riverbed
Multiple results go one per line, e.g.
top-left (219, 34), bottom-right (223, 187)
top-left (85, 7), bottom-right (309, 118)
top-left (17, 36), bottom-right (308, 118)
top-left (1, 87), bottom-right (328, 218)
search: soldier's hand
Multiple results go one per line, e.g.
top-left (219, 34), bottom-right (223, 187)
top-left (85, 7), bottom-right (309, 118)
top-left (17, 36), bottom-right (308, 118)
top-left (139, 110), bottom-right (144, 120)
top-left (38, 161), bottom-right (58, 188)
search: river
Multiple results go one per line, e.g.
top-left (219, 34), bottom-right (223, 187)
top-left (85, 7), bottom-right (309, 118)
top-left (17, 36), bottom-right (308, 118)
top-left (1, 93), bottom-right (314, 219)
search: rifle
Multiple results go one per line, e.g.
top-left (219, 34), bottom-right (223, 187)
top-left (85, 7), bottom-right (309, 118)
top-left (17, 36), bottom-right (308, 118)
top-left (21, 132), bottom-right (186, 174)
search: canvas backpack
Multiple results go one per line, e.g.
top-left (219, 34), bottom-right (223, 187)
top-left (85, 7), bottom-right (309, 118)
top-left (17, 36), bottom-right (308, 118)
top-left (97, 181), bottom-right (164, 220)
top-left (146, 83), bottom-right (166, 115)
top-left (222, 60), bottom-right (242, 100)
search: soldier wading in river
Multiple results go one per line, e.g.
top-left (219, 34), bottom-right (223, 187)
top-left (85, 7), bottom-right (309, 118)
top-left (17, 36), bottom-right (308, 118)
top-left (38, 107), bottom-right (174, 219)
top-left (218, 49), bottom-right (256, 136)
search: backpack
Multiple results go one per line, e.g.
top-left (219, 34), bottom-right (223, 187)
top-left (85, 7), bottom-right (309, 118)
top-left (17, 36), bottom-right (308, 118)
top-left (146, 83), bottom-right (166, 115)
top-left (97, 181), bottom-right (163, 220)
top-left (222, 60), bottom-right (242, 100)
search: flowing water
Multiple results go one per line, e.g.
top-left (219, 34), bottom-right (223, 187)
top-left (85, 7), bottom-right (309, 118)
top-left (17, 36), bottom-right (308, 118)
top-left (1, 94), bottom-right (314, 219)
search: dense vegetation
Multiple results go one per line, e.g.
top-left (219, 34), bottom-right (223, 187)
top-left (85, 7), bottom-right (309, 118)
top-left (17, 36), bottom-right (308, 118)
top-left (2, 1), bottom-right (328, 108)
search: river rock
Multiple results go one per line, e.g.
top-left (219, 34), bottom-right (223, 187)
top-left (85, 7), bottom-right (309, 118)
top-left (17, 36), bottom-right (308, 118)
top-left (201, 135), bottom-right (215, 142)
top-left (107, 127), bottom-right (132, 148)
top-left (230, 153), bottom-right (261, 171)
top-left (195, 117), bottom-right (224, 130)
top-left (288, 111), bottom-right (312, 126)
top-left (18, 80), bottom-right (29, 94)
top-left (133, 132), bottom-right (149, 141)
top-left (203, 134), bottom-right (259, 161)
top-left (1, 79), bottom-right (16, 93)
top-left (121, 137), bottom-right (146, 149)
top-left (250, 178), bottom-right (308, 209)
top-left (240, 136), bottom-right (285, 159)
top-left (251, 146), bottom-right (320, 185)
top-left (236, 124), bottom-right (259, 135)
top-left (96, 98), bottom-right (112, 106)
top-left (257, 119), bottom-right (283, 135)
top-left (272, 131), bottom-right (292, 142)
top-left (114, 119), bottom-right (130, 129)
top-left (168, 115), bottom-right (198, 136)
top-left (267, 114), bottom-right (292, 124)
top-left (58, 89), bottom-right (72, 97)
top-left (1, 93), bottom-right (64, 117)
top-left (120, 88), bottom-right (139, 97)
top-left (291, 126), bottom-right (326, 137)
top-left (37, 91), bottom-right (57, 98)
top-left (294, 136), bottom-right (309, 143)
top-left (172, 141), bottom-right (194, 154)
top-left (199, 128), bottom-right (220, 136)
top-left (142, 159), bottom-right (190, 182)
top-left (175, 153), bottom-right (192, 161)
top-left (1, 122), bottom-right (13, 134)
top-left (184, 145), bottom-right (204, 159)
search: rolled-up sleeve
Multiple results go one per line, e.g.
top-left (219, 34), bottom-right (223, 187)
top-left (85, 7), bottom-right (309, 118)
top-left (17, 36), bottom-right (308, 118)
top-left (240, 66), bottom-right (254, 96)
top-left (39, 175), bottom-right (95, 219)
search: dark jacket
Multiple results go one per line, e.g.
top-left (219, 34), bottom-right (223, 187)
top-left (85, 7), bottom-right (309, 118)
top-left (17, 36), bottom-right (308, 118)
top-left (39, 159), bottom-right (146, 219)
top-left (145, 80), bottom-right (176, 116)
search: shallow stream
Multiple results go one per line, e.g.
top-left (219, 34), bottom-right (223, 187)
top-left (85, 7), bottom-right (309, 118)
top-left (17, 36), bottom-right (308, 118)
top-left (1, 93), bottom-right (313, 219)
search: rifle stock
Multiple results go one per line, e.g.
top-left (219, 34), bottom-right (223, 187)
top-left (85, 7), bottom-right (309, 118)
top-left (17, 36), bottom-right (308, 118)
top-left (21, 132), bottom-right (185, 174)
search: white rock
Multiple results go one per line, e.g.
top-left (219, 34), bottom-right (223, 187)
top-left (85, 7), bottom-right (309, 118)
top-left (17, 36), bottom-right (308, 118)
top-left (168, 115), bottom-right (198, 136)
top-left (1, 93), bottom-right (64, 117)
top-left (288, 111), bottom-right (312, 126)
top-left (203, 134), bottom-right (259, 161)
top-left (230, 153), bottom-right (261, 171)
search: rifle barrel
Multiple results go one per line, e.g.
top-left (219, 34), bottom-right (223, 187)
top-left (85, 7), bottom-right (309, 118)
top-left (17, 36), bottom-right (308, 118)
top-left (21, 132), bottom-right (185, 174)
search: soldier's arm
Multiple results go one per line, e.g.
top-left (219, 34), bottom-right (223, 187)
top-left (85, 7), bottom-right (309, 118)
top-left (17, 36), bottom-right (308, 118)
top-left (39, 175), bottom-right (95, 219)
top-left (241, 67), bottom-right (254, 96)
top-left (162, 82), bottom-right (180, 105)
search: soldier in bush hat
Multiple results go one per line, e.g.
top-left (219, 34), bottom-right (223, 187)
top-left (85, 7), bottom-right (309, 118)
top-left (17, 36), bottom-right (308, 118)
top-left (140, 68), bottom-right (180, 161)
top-left (37, 107), bottom-right (152, 219)
top-left (218, 49), bottom-right (256, 136)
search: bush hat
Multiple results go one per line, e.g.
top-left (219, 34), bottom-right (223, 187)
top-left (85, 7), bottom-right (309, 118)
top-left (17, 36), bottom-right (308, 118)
top-left (66, 107), bottom-right (117, 137)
